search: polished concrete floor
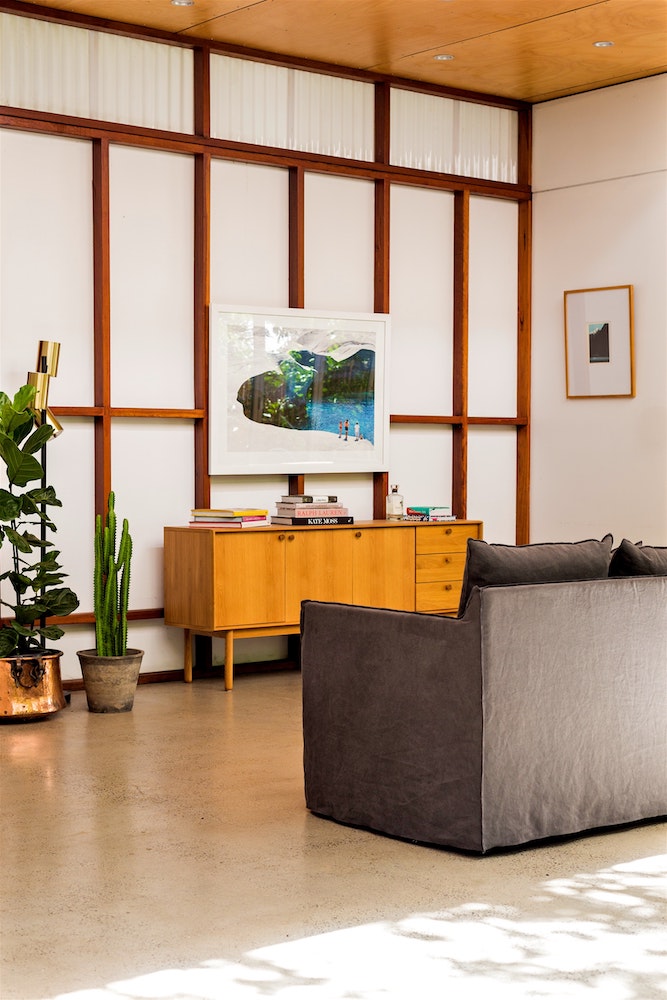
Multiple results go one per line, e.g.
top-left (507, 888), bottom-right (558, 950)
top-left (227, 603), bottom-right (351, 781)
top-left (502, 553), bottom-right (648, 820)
top-left (1, 670), bottom-right (665, 1000)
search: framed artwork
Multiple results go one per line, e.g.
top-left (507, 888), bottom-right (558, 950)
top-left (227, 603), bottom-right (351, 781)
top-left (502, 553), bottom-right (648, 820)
top-left (564, 285), bottom-right (635, 398)
top-left (209, 304), bottom-right (390, 475)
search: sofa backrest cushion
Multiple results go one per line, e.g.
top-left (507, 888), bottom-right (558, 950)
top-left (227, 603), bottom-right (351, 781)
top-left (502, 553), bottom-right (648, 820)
top-left (457, 534), bottom-right (614, 615)
top-left (609, 538), bottom-right (667, 577)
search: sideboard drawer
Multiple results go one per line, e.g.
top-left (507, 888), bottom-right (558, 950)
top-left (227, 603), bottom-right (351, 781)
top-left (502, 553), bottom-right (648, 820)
top-left (416, 580), bottom-right (461, 613)
top-left (415, 551), bottom-right (467, 583)
top-left (416, 523), bottom-right (478, 554)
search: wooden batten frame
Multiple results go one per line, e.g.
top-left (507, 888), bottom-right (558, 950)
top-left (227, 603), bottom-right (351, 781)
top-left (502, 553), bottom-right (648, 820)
top-left (1, 2), bottom-right (533, 632)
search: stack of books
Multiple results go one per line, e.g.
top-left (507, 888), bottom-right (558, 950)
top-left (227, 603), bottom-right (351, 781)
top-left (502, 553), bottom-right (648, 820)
top-left (271, 494), bottom-right (353, 526)
top-left (189, 507), bottom-right (270, 528)
top-left (405, 505), bottom-right (456, 522)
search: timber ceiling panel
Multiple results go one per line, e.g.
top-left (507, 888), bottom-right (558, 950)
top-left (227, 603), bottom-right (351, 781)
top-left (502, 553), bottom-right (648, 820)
top-left (6, 0), bottom-right (667, 103)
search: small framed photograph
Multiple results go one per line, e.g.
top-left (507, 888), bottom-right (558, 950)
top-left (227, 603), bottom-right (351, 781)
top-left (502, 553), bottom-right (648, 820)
top-left (564, 285), bottom-right (635, 398)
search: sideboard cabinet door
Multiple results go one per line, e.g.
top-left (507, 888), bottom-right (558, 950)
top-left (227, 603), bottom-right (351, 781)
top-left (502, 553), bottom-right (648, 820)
top-left (352, 526), bottom-right (416, 611)
top-left (213, 531), bottom-right (286, 627)
top-left (284, 529), bottom-right (354, 620)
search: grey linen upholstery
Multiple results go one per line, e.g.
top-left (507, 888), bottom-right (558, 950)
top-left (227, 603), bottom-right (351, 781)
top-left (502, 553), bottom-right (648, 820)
top-left (301, 577), bottom-right (667, 853)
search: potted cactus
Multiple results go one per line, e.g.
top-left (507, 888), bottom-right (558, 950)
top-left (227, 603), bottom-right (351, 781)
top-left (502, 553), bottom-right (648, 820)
top-left (77, 491), bottom-right (143, 713)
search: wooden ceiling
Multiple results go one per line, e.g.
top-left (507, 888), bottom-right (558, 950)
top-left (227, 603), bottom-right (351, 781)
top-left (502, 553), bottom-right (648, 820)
top-left (9, 0), bottom-right (667, 103)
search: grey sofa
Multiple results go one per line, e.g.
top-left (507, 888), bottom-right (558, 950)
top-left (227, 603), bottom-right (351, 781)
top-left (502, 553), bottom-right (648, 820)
top-left (301, 576), bottom-right (667, 852)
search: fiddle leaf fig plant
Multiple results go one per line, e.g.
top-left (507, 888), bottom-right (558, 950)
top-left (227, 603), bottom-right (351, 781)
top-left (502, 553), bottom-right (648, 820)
top-left (0, 385), bottom-right (79, 657)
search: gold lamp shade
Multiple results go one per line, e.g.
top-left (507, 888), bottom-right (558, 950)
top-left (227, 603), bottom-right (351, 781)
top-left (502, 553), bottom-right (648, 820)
top-left (27, 370), bottom-right (51, 411)
top-left (36, 340), bottom-right (60, 376)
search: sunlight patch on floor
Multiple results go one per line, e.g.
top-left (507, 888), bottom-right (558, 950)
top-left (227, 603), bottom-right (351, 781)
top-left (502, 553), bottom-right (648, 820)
top-left (55, 854), bottom-right (667, 1000)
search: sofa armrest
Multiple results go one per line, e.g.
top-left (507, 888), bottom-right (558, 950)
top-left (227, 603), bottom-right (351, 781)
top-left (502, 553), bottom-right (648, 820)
top-left (300, 596), bottom-right (485, 851)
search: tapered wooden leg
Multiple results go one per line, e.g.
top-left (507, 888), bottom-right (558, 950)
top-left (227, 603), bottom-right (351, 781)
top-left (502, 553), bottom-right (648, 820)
top-left (183, 629), bottom-right (193, 683)
top-left (224, 630), bottom-right (234, 691)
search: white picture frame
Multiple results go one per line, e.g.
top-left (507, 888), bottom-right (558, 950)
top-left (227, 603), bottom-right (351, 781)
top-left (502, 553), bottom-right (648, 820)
top-left (209, 304), bottom-right (390, 475)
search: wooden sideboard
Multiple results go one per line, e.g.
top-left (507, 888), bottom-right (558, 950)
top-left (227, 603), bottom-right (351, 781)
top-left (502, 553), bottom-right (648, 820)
top-left (163, 519), bottom-right (482, 689)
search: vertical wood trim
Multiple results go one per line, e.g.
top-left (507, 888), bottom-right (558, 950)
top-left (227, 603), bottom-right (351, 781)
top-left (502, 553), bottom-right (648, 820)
top-left (92, 137), bottom-right (111, 515)
top-left (517, 106), bottom-right (532, 189)
top-left (373, 170), bottom-right (391, 517)
top-left (288, 474), bottom-right (305, 496)
top-left (194, 151), bottom-right (211, 509)
top-left (373, 472), bottom-right (389, 519)
top-left (289, 166), bottom-right (305, 308)
top-left (193, 45), bottom-right (211, 140)
top-left (374, 81), bottom-right (391, 165)
top-left (452, 189), bottom-right (470, 520)
top-left (374, 178), bottom-right (390, 314)
top-left (516, 196), bottom-right (532, 543)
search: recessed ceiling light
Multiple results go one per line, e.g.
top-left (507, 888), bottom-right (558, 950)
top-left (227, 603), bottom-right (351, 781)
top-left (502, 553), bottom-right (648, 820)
top-left (171, 1), bottom-right (194, 7)
top-left (593, 40), bottom-right (614, 48)
top-left (434, 54), bottom-right (455, 61)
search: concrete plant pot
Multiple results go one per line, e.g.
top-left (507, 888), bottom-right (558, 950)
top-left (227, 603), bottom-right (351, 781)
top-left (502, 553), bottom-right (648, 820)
top-left (77, 649), bottom-right (144, 713)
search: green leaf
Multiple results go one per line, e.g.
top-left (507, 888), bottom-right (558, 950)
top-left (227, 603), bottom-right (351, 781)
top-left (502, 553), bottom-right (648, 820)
top-left (23, 423), bottom-right (53, 455)
top-left (0, 489), bottom-right (21, 521)
top-left (38, 625), bottom-right (65, 641)
top-left (0, 433), bottom-right (44, 486)
top-left (0, 631), bottom-right (18, 656)
top-left (26, 486), bottom-right (62, 508)
top-left (42, 587), bottom-right (79, 617)
top-left (5, 527), bottom-right (33, 553)
top-left (13, 385), bottom-right (37, 411)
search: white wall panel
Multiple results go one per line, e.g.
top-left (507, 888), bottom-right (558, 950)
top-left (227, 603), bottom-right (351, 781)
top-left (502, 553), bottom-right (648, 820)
top-left (0, 129), bottom-right (94, 406)
top-left (389, 185), bottom-right (454, 414)
top-left (304, 173), bottom-right (375, 312)
top-left (533, 75), bottom-right (667, 191)
top-left (111, 420), bottom-right (195, 609)
top-left (468, 196), bottom-right (518, 417)
top-left (109, 145), bottom-right (194, 409)
top-left (210, 160), bottom-right (289, 307)
top-left (467, 427), bottom-right (516, 543)
top-left (387, 425), bottom-right (453, 514)
top-left (46, 418), bottom-right (96, 617)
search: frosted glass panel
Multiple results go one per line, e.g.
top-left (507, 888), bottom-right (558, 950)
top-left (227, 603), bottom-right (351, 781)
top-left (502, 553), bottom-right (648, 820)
top-left (210, 160), bottom-right (289, 307)
top-left (0, 13), bottom-right (193, 132)
top-left (467, 427), bottom-right (516, 543)
top-left (387, 425), bottom-right (453, 514)
top-left (468, 197), bottom-right (518, 417)
top-left (92, 33), bottom-right (193, 133)
top-left (304, 174), bottom-right (375, 312)
top-left (0, 13), bottom-right (90, 117)
top-left (391, 89), bottom-right (518, 183)
top-left (211, 56), bottom-right (373, 160)
top-left (389, 185), bottom-right (454, 414)
top-left (291, 70), bottom-right (373, 159)
top-left (112, 420), bottom-right (195, 608)
top-left (109, 146), bottom-right (194, 408)
top-left (0, 130), bottom-right (94, 406)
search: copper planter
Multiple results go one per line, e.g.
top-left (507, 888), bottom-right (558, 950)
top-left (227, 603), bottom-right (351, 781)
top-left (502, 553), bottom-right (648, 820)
top-left (0, 650), bottom-right (66, 719)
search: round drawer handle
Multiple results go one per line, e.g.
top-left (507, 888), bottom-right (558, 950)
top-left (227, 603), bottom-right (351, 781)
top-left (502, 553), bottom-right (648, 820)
top-left (287, 534), bottom-right (295, 541)
top-left (278, 534), bottom-right (285, 541)
top-left (444, 584), bottom-right (453, 591)
top-left (355, 531), bottom-right (362, 538)
top-left (445, 556), bottom-right (451, 563)
top-left (445, 527), bottom-right (453, 535)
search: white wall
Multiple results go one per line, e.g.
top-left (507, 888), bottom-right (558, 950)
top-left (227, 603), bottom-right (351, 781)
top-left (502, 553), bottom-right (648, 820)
top-left (531, 75), bottom-right (667, 545)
